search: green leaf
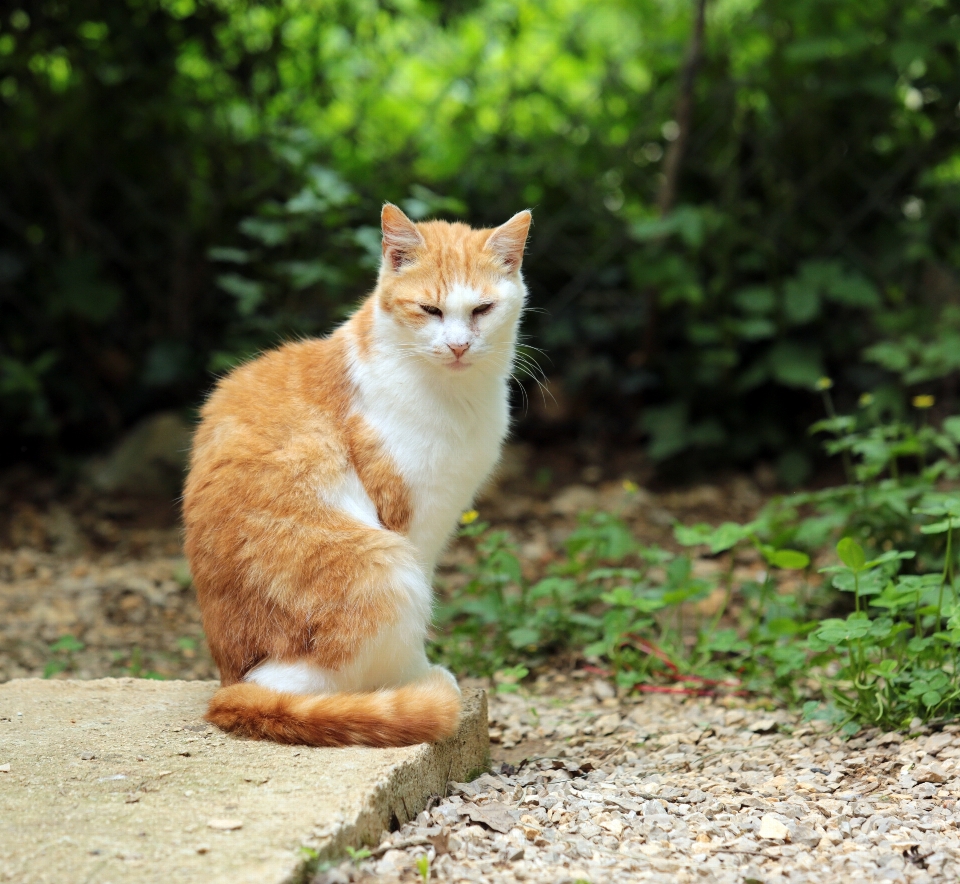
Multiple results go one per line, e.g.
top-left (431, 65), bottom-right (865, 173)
top-left (766, 549), bottom-right (810, 570)
top-left (768, 341), bottom-right (825, 389)
top-left (239, 217), bottom-right (289, 246)
top-left (943, 416), bottom-right (960, 443)
top-left (507, 627), bottom-right (540, 649)
top-left (216, 274), bottom-right (264, 316)
top-left (207, 246), bottom-right (250, 263)
top-left (813, 616), bottom-right (872, 644)
top-left (50, 635), bottom-right (84, 653)
top-left (783, 279), bottom-right (820, 324)
top-left (674, 521), bottom-right (753, 553)
top-left (920, 519), bottom-right (954, 534)
top-left (734, 286), bottom-right (776, 315)
top-left (836, 537), bottom-right (866, 571)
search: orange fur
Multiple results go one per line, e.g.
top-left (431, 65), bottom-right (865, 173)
top-left (205, 675), bottom-right (461, 747)
top-left (183, 207), bottom-right (530, 747)
top-left (184, 337), bottom-right (412, 683)
top-left (377, 219), bottom-right (510, 320)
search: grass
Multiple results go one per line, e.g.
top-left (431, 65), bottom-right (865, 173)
top-left (433, 395), bottom-right (960, 732)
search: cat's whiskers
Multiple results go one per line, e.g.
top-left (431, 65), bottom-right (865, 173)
top-left (487, 342), bottom-right (554, 408)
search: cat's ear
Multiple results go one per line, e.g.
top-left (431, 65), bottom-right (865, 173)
top-left (381, 203), bottom-right (425, 273)
top-left (485, 210), bottom-right (532, 273)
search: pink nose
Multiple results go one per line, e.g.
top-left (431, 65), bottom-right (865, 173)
top-left (448, 343), bottom-right (470, 359)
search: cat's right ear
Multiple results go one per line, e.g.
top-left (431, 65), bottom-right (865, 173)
top-left (381, 204), bottom-right (425, 273)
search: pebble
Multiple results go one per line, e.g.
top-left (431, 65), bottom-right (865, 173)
top-left (758, 814), bottom-right (790, 840)
top-left (206, 819), bottom-right (243, 831)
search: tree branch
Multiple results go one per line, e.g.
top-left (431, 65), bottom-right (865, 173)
top-left (657, 0), bottom-right (708, 216)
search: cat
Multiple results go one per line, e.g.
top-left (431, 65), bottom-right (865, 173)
top-left (182, 203), bottom-right (532, 747)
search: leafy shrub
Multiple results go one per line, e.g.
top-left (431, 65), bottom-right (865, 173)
top-left (2, 0), bottom-right (960, 470)
top-left (435, 400), bottom-right (960, 729)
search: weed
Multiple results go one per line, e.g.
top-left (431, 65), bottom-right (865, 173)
top-left (43, 635), bottom-right (84, 678)
top-left (415, 853), bottom-right (430, 883)
top-left (118, 647), bottom-right (166, 680)
top-left (344, 846), bottom-right (371, 866)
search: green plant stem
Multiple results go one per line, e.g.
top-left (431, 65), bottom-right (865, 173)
top-left (822, 389), bottom-right (854, 482)
top-left (935, 521), bottom-right (953, 665)
top-left (706, 554), bottom-right (736, 636)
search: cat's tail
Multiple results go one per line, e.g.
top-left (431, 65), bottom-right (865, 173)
top-left (204, 676), bottom-right (461, 747)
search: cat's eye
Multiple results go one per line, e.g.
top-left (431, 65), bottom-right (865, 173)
top-left (420, 304), bottom-right (443, 317)
top-left (472, 303), bottom-right (494, 317)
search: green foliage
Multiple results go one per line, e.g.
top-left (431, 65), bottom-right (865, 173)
top-left (344, 846), bottom-right (372, 866)
top-left (43, 634), bottom-right (84, 677)
top-left (2, 0), bottom-right (960, 467)
top-left (435, 405), bottom-right (960, 730)
top-left (415, 854), bottom-right (431, 884)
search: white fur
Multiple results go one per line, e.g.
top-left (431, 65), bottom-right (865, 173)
top-left (246, 223), bottom-right (526, 699)
top-left (350, 277), bottom-right (523, 569)
top-left (318, 468), bottom-right (381, 529)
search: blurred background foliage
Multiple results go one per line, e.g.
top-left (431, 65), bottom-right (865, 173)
top-left (2, 0), bottom-right (960, 481)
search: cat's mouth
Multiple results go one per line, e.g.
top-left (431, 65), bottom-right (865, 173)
top-left (445, 359), bottom-right (471, 371)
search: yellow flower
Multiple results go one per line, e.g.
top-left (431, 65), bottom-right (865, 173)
top-left (858, 393), bottom-right (874, 407)
top-left (460, 509), bottom-right (479, 525)
top-left (622, 479), bottom-right (639, 493)
top-left (815, 377), bottom-right (833, 391)
top-left (912, 395), bottom-right (935, 409)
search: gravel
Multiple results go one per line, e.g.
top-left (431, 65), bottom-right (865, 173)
top-left (313, 674), bottom-right (960, 884)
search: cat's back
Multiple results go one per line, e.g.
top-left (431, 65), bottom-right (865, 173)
top-left (187, 333), bottom-right (352, 488)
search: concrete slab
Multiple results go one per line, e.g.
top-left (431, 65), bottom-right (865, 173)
top-left (0, 678), bottom-right (488, 884)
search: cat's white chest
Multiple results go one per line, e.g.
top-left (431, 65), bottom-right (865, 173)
top-left (398, 398), bottom-right (506, 568)
top-left (352, 359), bottom-right (508, 569)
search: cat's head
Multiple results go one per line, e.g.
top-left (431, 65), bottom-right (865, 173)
top-left (373, 204), bottom-right (531, 373)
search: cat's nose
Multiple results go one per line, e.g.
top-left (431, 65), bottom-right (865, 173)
top-left (448, 343), bottom-right (470, 359)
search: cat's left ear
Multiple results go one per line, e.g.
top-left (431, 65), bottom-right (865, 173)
top-left (381, 203), bottom-right (425, 273)
top-left (485, 210), bottom-right (532, 273)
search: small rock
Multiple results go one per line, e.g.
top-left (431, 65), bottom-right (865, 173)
top-left (591, 679), bottom-right (615, 701)
top-left (924, 733), bottom-right (955, 756)
top-left (914, 764), bottom-right (949, 784)
top-left (86, 411), bottom-right (192, 495)
top-left (747, 719), bottom-right (779, 734)
top-left (195, 844), bottom-right (210, 855)
top-left (551, 485), bottom-right (600, 516)
top-left (594, 713), bottom-right (621, 736)
top-left (0, 763), bottom-right (10, 773)
top-left (374, 849), bottom-right (409, 875)
top-left (758, 815), bottom-right (789, 840)
top-left (600, 818), bottom-right (625, 837)
top-left (206, 819), bottom-right (243, 831)
top-left (80, 752), bottom-right (96, 761)
top-left (788, 824), bottom-right (822, 848)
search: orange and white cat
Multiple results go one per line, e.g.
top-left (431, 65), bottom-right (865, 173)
top-left (183, 204), bottom-right (532, 746)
